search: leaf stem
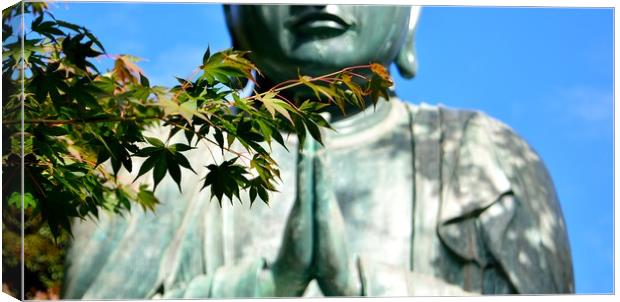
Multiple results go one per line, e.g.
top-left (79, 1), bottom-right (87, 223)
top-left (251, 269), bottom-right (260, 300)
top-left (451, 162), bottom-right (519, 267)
top-left (163, 119), bottom-right (252, 162)
top-left (2, 115), bottom-right (163, 125)
top-left (247, 64), bottom-right (372, 110)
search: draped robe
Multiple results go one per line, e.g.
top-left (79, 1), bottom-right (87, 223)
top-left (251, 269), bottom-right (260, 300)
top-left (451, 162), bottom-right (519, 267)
top-left (62, 99), bottom-right (574, 298)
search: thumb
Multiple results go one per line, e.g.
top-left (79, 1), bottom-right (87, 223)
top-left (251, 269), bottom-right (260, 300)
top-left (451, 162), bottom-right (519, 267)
top-left (314, 151), bottom-right (361, 296)
top-left (270, 135), bottom-right (316, 296)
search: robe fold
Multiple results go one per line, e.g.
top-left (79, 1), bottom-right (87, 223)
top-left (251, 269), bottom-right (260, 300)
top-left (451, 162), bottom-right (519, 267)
top-left (62, 99), bottom-right (574, 299)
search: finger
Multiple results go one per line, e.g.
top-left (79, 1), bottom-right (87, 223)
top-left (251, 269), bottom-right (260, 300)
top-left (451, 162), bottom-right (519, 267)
top-left (270, 136), bottom-right (317, 296)
top-left (313, 153), bottom-right (361, 296)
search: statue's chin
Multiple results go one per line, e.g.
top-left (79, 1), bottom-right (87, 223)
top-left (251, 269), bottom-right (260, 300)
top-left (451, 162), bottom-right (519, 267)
top-left (257, 60), bottom-right (349, 83)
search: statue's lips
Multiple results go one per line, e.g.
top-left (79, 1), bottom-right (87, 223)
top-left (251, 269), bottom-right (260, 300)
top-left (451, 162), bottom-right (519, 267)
top-left (287, 13), bottom-right (353, 37)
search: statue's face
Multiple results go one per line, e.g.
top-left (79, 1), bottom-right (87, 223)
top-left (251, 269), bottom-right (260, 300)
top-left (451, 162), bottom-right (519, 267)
top-left (225, 5), bottom-right (412, 82)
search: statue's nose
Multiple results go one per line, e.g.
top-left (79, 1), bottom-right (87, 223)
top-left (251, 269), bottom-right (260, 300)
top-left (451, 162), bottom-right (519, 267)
top-left (290, 5), bottom-right (328, 15)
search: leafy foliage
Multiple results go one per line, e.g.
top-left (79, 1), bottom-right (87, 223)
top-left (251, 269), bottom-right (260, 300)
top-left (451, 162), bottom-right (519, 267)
top-left (3, 204), bottom-right (66, 300)
top-left (2, 3), bottom-right (393, 237)
top-left (2, 2), bottom-right (393, 297)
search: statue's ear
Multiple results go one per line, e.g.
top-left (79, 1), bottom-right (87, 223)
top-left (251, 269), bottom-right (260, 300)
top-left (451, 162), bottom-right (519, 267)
top-left (395, 7), bottom-right (421, 79)
top-left (223, 5), bottom-right (241, 50)
top-left (222, 5), bottom-right (249, 89)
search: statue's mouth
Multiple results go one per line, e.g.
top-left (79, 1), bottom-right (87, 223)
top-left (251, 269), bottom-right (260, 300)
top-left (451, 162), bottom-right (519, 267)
top-left (286, 12), bottom-right (354, 37)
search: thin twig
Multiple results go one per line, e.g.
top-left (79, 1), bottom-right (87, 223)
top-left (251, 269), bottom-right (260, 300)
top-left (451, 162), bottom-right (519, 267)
top-left (2, 115), bottom-right (162, 125)
top-left (164, 119), bottom-right (253, 162)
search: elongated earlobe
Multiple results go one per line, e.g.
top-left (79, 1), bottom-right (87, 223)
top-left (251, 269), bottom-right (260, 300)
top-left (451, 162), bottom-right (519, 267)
top-left (395, 7), bottom-right (421, 79)
top-left (223, 5), bottom-right (240, 49)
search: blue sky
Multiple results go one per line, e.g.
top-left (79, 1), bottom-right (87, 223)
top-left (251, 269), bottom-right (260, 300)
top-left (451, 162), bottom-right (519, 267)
top-left (46, 2), bottom-right (614, 294)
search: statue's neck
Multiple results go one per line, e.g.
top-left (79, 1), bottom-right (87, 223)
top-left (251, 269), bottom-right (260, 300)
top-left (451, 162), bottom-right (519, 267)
top-left (254, 76), bottom-right (394, 126)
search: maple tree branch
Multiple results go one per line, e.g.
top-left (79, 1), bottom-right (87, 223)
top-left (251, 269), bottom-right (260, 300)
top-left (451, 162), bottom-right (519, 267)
top-left (164, 119), bottom-right (253, 162)
top-left (2, 115), bottom-right (163, 125)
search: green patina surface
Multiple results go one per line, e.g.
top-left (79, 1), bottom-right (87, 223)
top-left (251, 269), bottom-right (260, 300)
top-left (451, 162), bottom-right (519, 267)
top-left (63, 5), bottom-right (574, 298)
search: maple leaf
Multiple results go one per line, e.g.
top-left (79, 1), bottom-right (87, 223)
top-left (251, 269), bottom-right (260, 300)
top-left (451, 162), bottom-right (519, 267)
top-left (370, 63), bottom-right (392, 84)
top-left (200, 48), bottom-right (258, 86)
top-left (157, 97), bottom-right (207, 124)
top-left (112, 55), bottom-right (145, 85)
top-left (258, 91), bottom-right (294, 123)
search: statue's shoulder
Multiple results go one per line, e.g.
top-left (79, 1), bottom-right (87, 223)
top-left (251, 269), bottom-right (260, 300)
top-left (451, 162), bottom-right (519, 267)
top-left (401, 101), bottom-right (526, 147)
top-left (397, 99), bottom-right (552, 193)
top-left (402, 101), bottom-right (573, 293)
top-left (433, 103), bottom-right (553, 191)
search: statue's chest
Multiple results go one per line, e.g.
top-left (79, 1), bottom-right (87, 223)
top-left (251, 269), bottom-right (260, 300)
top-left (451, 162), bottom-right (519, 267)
top-left (328, 126), bottom-right (415, 268)
top-left (227, 115), bottom-right (415, 269)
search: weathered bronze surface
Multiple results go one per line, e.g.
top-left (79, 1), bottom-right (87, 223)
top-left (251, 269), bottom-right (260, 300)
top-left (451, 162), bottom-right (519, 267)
top-left (62, 5), bottom-right (574, 298)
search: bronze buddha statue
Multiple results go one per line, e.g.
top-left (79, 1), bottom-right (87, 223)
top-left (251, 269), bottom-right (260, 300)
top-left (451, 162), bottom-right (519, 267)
top-left (62, 5), bottom-right (574, 299)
